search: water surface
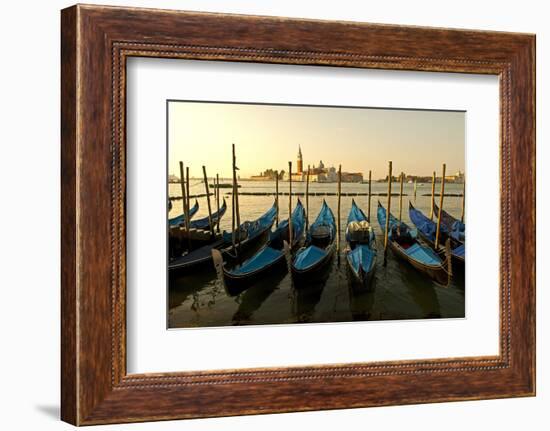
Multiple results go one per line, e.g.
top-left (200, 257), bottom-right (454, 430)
top-left (168, 180), bottom-right (465, 328)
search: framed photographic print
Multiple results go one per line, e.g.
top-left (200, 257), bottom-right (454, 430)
top-left (165, 100), bottom-right (465, 329)
top-left (61, 4), bottom-right (535, 425)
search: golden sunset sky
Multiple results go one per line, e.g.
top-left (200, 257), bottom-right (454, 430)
top-left (168, 101), bottom-right (465, 179)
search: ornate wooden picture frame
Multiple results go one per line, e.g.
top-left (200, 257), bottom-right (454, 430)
top-left (61, 4), bottom-right (535, 425)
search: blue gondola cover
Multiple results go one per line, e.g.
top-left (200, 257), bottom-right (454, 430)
top-left (225, 200), bottom-right (306, 278)
top-left (409, 202), bottom-right (464, 260)
top-left (169, 200), bottom-right (199, 227)
top-left (377, 202), bottom-right (444, 267)
top-left (345, 200), bottom-right (376, 283)
top-left (292, 200), bottom-right (335, 272)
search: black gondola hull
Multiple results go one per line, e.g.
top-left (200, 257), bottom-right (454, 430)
top-left (291, 244), bottom-right (335, 286)
top-left (346, 257), bottom-right (376, 291)
top-left (388, 240), bottom-right (448, 285)
top-left (414, 229), bottom-right (465, 273)
top-left (223, 255), bottom-right (288, 295)
top-left (169, 229), bottom-right (270, 275)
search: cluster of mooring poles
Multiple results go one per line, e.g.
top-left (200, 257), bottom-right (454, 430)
top-left (176, 161), bottom-right (221, 242)
top-left (380, 161), bottom-right (465, 268)
top-left (174, 147), bottom-right (465, 276)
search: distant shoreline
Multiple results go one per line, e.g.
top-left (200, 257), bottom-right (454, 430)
top-left (168, 178), bottom-right (465, 185)
top-left (169, 192), bottom-right (463, 200)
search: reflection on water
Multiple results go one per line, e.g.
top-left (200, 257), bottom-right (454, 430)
top-left (231, 270), bottom-right (285, 324)
top-left (291, 258), bottom-right (333, 323)
top-left (347, 266), bottom-right (376, 321)
top-left (168, 180), bottom-right (465, 328)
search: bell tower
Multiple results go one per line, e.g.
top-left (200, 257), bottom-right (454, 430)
top-left (297, 146), bottom-right (303, 174)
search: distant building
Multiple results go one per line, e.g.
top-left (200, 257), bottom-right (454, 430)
top-left (378, 171), bottom-right (465, 183)
top-left (322, 166), bottom-right (338, 183)
top-left (168, 174), bottom-right (181, 183)
top-left (341, 172), bottom-right (364, 183)
top-left (282, 148), bottom-right (363, 182)
top-left (297, 146), bottom-right (303, 174)
top-left (445, 170), bottom-right (465, 183)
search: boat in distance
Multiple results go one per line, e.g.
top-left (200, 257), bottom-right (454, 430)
top-left (408, 202), bottom-right (464, 266)
top-left (345, 199), bottom-right (377, 289)
top-left (377, 201), bottom-right (449, 285)
top-left (290, 199), bottom-right (336, 284)
top-left (214, 199), bottom-right (306, 292)
top-left (168, 199), bottom-right (199, 227)
top-left (168, 201), bottom-right (277, 274)
top-left (210, 183), bottom-right (240, 189)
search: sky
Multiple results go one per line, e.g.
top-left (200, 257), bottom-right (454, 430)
top-left (168, 101), bottom-right (465, 180)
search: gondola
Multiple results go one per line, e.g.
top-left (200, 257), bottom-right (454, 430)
top-left (345, 199), bottom-right (377, 288)
top-left (168, 199), bottom-right (227, 256)
top-left (291, 200), bottom-right (336, 283)
top-left (377, 201), bottom-right (449, 285)
top-left (215, 199), bottom-right (306, 291)
top-left (408, 202), bottom-right (464, 266)
top-left (189, 198), bottom-right (227, 230)
top-left (433, 202), bottom-right (465, 242)
top-left (168, 201), bottom-right (277, 274)
top-left (168, 199), bottom-right (199, 227)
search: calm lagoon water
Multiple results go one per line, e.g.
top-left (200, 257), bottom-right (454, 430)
top-left (168, 180), bottom-right (465, 328)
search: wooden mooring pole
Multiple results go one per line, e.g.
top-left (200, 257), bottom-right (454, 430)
top-left (231, 177), bottom-right (236, 253)
top-left (180, 162), bottom-right (191, 251)
top-left (305, 165), bottom-right (310, 233)
top-left (435, 163), bottom-right (446, 249)
top-left (461, 175), bottom-right (466, 223)
top-left (430, 170), bottom-right (436, 220)
top-left (215, 173), bottom-right (220, 233)
top-left (178, 162), bottom-right (190, 249)
top-left (367, 169), bottom-right (372, 221)
top-left (202, 166), bottom-right (214, 239)
top-left (399, 172), bottom-right (404, 222)
top-left (275, 170), bottom-right (279, 227)
top-left (288, 162), bottom-right (293, 246)
top-left (232, 144), bottom-right (241, 252)
top-left (337, 165), bottom-right (342, 259)
top-left (384, 161), bottom-right (393, 266)
top-left (185, 167), bottom-right (191, 224)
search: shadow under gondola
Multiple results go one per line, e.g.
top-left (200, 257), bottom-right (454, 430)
top-left (290, 257), bottom-right (333, 323)
top-left (230, 270), bottom-right (287, 324)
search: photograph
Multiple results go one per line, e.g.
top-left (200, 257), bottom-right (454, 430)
top-left (167, 101), bottom-right (466, 328)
